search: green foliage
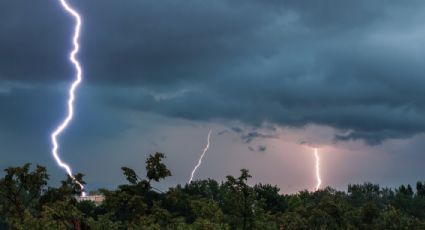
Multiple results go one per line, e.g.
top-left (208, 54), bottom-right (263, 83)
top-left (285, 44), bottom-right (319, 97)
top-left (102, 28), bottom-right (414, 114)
top-left (0, 164), bottom-right (48, 220)
top-left (1, 154), bottom-right (425, 229)
top-left (86, 213), bottom-right (123, 230)
top-left (190, 198), bottom-right (223, 222)
top-left (121, 167), bottom-right (139, 185)
top-left (145, 152), bottom-right (172, 182)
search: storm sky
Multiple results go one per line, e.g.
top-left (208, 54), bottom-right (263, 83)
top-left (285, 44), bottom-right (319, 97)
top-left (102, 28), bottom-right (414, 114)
top-left (1, 0), bottom-right (425, 193)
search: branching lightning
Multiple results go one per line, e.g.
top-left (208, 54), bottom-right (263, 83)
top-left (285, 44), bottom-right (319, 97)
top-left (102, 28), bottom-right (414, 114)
top-left (189, 129), bottom-right (212, 183)
top-left (314, 148), bottom-right (322, 191)
top-left (51, 0), bottom-right (85, 196)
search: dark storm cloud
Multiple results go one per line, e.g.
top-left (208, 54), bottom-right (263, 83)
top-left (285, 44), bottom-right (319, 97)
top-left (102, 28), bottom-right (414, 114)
top-left (0, 85), bottom-right (129, 151)
top-left (2, 0), bottom-right (425, 144)
top-left (247, 145), bottom-right (267, 152)
top-left (258, 145), bottom-right (267, 152)
top-left (217, 130), bottom-right (229, 136)
top-left (231, 128), bottom-right (244, 134)
top-left (0, 1), bottom-right (72, 82)
top-left (241, 132), bottom-right (278, 144)
top-left (216, 127), bottom-right (278, 143)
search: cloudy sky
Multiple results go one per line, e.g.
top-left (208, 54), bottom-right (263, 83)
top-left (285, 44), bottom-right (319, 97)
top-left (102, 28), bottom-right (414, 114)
top-left (1, 0), bottom-right (425, 193)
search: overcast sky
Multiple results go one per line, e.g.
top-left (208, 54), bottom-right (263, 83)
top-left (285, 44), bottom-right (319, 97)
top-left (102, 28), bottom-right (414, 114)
top-left (1, 0), bottom-right (425, 193)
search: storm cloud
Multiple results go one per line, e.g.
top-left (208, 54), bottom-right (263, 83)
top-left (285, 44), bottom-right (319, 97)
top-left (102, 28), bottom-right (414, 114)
top-left (2, 0), bottom-right (425, 144)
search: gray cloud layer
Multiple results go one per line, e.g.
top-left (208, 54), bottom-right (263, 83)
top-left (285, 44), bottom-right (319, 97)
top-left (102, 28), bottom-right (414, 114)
top-left (2, 0), bottom-right (425, 144)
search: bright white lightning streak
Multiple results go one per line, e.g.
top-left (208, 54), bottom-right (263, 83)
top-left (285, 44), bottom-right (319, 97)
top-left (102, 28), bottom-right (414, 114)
top-left (51, 0), bottom-right (85, 196)
top-left (189, 129), bottom-right (212, 183)
top-left (314, 148), bottom-right (322, 191)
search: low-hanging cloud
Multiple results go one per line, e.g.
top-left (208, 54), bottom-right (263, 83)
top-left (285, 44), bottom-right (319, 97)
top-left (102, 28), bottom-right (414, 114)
top-left (2, 0), bottom-right (425, 144)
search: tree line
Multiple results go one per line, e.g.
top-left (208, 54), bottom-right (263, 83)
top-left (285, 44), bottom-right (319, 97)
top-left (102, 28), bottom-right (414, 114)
top-left (0, 152), bottom-right (424, 229)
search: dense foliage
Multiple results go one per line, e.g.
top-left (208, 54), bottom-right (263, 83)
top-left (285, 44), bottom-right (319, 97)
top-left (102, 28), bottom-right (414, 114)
top-left (0, 152), bottom-right (424, 229)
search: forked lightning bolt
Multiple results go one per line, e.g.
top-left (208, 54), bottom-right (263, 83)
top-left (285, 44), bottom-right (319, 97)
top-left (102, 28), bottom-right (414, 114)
top-left (189, 129), bottom-right (212, 183)
top-left (314, 148), bottom-right (322, 191)
top-left (51, 0), bottom-right (85, 196)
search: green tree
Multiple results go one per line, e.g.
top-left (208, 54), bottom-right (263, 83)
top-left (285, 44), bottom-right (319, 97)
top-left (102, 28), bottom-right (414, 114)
top-left (190, 198), bottom-right (224, 223)
top-left (146, 152), bottom-right (172, 183)
top-left (254, 184), bottom-right (286, 213)
top-left (417, 182), bottom-right (425, 197)
top-left (0, 164), bottom-right (48, 225)
top-left (222, 169), bottom-right (255, 229)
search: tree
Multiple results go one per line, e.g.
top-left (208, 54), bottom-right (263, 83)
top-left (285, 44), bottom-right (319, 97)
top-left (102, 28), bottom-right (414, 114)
top-left (373, 206), bottom-right (420, 230)
top-left (417, 182), bottom-right (425, 197)
top-left (222, 169), bottom-right (255, 229)
top-left (0, 164), bottom-right (48, 224)
top-left (1, 158), bottom-right (425, 229)
top-left (360, 202), bottom-right (379, 227)
top-left (146, 152), bottom-right (172, 183)
top-left (254, 184), bottom-right (286, 213)
top-left (183, 179), bottom-right (220, 201)
top-left (277, 212), bottom-right (308, 230)
top-left (122, 167), bottom-right (139, 185)
top-left (190, 198), bottom-right (224, 223)
top-left (348, 183), bottom-right (380, 208)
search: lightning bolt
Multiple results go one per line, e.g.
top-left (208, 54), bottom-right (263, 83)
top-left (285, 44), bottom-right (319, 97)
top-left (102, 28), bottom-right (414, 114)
top-left (189, 129), bottom-right (212, 183)
top-left (314, 148), bottom-right (322, 191)
top-left (51, 0), bottom-right (85, 196)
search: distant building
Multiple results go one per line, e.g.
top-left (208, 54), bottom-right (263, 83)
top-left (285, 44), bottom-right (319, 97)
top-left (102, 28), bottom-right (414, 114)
top-left (76, 195), bottom-right (105, 205)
